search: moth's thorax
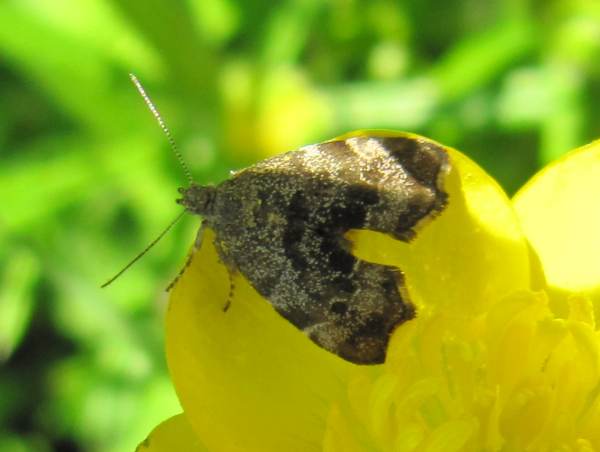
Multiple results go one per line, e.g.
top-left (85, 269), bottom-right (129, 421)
top-left (177, 183), bottom-right (217, 217)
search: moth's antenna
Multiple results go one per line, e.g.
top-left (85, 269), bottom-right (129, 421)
top-left (129, 73), bottom-right (194, 186)
top-left (101, 210), bottom-right (186, 288)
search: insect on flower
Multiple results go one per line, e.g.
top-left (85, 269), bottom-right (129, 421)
top-left (104, 75), bottom-right (450, 364)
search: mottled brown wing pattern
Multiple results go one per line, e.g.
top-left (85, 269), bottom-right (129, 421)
top-left (199, 135), bottom-right (449, 364)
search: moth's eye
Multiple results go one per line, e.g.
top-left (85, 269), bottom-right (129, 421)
top-left (330, 302), bottom-right (348, 315)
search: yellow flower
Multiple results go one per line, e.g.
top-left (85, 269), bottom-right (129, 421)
top-left (138, 133), bottom-right (600, 452)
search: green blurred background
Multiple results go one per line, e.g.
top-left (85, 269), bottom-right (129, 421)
top-left (1, 0), bottom-right (599, 451)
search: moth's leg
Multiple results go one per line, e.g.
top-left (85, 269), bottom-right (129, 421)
top-left (222, 268), bottom-right (236, 312)
top-left (212, 239), bottom-right (238, 312)
top-left (166, 221), bottom-right (206, 291)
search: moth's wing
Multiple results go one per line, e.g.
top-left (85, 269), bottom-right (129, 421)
top-left (299, 256), bottom-right (414, 364)
top-left (257, 174), bottom-right (416, 364)
top-left (284, 136), bottom-right (449, 363)
top-left (364, 136), bottom-right (449, 240)
top-left (212, 135), bottom-right (449, 364)
top-left (313, 136), bottom-right (450, 241)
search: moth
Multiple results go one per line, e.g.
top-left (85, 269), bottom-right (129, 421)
top-left (179, 134), bottom-right (450, 364)
top-left (104, 75), bottom-right (450, 365)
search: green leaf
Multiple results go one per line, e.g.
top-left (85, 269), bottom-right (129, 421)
top-left (0, 248), bottom-right (40, 360)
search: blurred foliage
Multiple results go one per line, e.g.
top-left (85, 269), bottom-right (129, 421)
top-left (0, 0), bottom-right (599, 451)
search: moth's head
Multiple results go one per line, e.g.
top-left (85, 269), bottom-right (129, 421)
top-left (177, 184), bottom-right (216, 216)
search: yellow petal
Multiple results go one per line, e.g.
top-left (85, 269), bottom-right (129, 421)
top-left (421, 418), bottom-right (478, 452)
top-left (323, 404), bottom-right (367, 452)
top-left (136, 414), bottom-right (207, 452)
top-left (166, 228), bottom-right (356, 452)
top-left (349, 134), bottom-right (531, 316)
top-left (514, 139), bottom-right (600, 318)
